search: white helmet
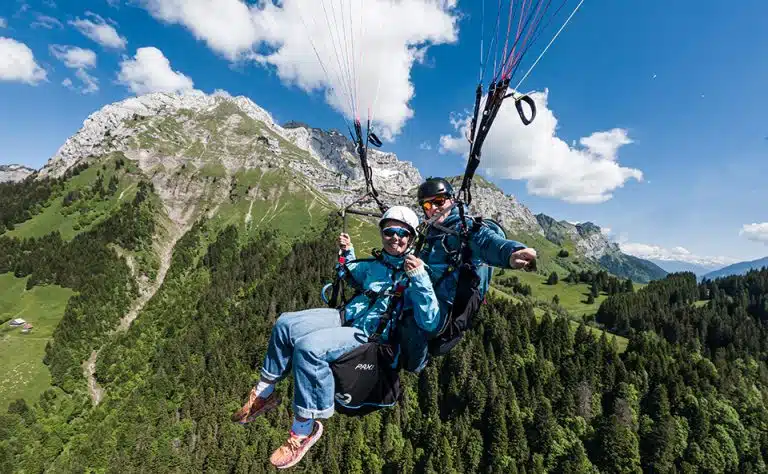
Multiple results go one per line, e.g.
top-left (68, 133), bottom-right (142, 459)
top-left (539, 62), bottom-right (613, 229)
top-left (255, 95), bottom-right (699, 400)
top-left (378, 206), bottom-right (420, 234)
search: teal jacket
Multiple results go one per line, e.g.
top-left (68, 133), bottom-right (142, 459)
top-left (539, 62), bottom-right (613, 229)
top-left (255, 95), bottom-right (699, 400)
top-left (417, 204), bottom-right (527, 330)
top-left (340, 246), bottom-right (440, 342)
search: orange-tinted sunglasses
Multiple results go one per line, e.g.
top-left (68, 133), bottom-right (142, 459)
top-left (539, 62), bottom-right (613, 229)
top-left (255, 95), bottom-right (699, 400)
top-left (420, 196), bottom-right (449, 211)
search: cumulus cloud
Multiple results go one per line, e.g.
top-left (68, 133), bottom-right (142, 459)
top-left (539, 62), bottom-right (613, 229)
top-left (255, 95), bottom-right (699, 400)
top-left (139, 0), bottom-right (459, 138)
top-left (70, 12), bottom-right (126, 49)
top-left (439, 89), bottom-right (643, 204)
top-left (619, 242), bottom-right (737, 267)
top-left (420, 141), bottom-right (433, 151)
top-left (31, 14), bottom-right (62, 29)
top-left (740, 222), bottom-right (768, 244)
top-left (117, 46), bottom-right (194, 95)
top-left (0, 37), bottom-right (47, 84)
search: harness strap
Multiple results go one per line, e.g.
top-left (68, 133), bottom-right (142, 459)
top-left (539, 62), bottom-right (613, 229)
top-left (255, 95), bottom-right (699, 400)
top-left (330, 252), bottom-right (411, 341)
top-left (369, 279), bottom-right (409, 343)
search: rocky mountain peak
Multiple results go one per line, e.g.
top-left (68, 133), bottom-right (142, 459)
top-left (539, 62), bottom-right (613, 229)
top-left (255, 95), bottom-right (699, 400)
top-left (28, 90), bottom-right (661, 281)
top-left (536, 213), bottom-right (619, 258)
top-left (38, 92), bottom-right (275, 179)
top-left (0, 164), bottom-right (36, 183)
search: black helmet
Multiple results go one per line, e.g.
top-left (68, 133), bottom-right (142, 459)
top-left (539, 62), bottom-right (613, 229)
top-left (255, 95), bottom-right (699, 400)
top-left (417, 177), bottom-right (454, 202)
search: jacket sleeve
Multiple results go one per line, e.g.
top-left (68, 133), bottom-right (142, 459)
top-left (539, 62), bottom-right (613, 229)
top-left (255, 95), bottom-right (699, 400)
top-left (344, 258), bottom-right (366, 284)
top-left (469, 221), bottom-right (528, 269)
top-left (404, 265), bottom-right (441, 333)
top-left (341, 245), bottom-right (356, 262)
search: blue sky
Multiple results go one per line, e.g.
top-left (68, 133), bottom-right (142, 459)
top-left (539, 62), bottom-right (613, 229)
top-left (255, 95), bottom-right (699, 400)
top-left (1, 0), bottom-right (767, 265)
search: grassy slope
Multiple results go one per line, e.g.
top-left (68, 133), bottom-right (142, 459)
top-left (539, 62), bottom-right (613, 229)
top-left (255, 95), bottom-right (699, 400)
top-left (210, 167), bottom-right (337, 244)
top-left (503, 271), bottom-right (610, 317)
top-left (0, 273), bottom-right (74, 409)
top-left (488, 285), bottom-right (629, 353)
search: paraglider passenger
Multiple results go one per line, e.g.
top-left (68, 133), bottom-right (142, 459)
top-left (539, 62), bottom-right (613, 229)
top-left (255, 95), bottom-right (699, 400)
top-left (400, 177), bottom-right (538, 372)
top-left (231, 206), bottom-right (439, 469)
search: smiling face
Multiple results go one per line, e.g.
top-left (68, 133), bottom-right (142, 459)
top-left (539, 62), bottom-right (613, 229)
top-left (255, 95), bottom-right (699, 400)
top-left (420, 195), bottom-right (453, 223)
top-left (379, 219), bottom-right (413, 256)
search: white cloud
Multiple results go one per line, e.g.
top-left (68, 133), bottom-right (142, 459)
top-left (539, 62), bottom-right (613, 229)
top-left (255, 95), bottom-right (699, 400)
top-left (70, 12), bottom-right (126, 49)
top-left (62, 77), bottom-right (73, 87)
top-left (619, 242), bottom-right (738, 267)
top-left (32, 14), bottom-right (62, 29)
top-left (439, 89), bottom-right (643, 204)
top-left (0, 17), bottom-right (7, 29)
top-left (601, 227), bottom-right (612, 236)
top-left (139, 0), bottom-right (459, 139)
top-left (50, 45), bottom-right (97, 69)
top-left (0, 37), bottom-right (47, 84)
top-left (212, 88), bottom-right (232, 98)
top-left (75, 68), bottom-right (98, 94)
top-left (420, 141), bottom-right (433, 151)
top-left (50, 45), bottom-right (99, 93)
top-left (117, 47), bottom-right (194, 95)
top-left (740, 222), bottom-right (768, 244)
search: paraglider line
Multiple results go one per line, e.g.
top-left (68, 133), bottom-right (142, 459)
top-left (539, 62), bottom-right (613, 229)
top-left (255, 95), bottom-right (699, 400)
top-left (515, 0), bottom-right (585, 90)
top-left (510, 0), bottom-right (570, 80)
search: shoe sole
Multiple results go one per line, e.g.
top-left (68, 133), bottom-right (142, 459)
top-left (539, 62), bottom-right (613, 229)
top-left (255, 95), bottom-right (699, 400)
top-left (237, 396), bottom-right (281, 424)
top-left (274, 421), bottom-right (324, 470)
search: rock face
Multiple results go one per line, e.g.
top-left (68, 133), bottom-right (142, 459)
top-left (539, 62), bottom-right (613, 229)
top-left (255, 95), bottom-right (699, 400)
top-left (35, 91), bottom-right (540, 232)
top-left (536, 214), bottom-right (618, 258)
top-left (34, 91), bottom-right (663, 281)
top-left (0, 164), bottom-right (35, 183)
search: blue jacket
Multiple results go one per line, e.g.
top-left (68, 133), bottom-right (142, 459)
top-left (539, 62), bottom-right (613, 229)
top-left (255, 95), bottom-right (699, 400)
top-left (418, 204), bottom-right (527, 329)
top-left (340, 246), bottom-right (440, 342)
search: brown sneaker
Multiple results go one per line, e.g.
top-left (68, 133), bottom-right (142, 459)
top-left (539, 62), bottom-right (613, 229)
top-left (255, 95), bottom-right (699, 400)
top-left (231, 387), bottom-right (280, 424)
top-left (269, 421), bottom-right (324, 469)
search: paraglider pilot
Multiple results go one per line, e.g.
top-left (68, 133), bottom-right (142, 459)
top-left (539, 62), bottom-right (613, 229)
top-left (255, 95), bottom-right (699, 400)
top-left (400, 177), bottom-right (538, 372)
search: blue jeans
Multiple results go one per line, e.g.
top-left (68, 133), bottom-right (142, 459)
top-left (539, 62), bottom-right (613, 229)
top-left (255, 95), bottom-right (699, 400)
top-left (261, 308), bottom-right (366, 419)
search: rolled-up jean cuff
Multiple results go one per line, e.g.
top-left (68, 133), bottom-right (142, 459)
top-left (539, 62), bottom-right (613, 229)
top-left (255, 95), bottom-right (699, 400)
top-left (260, 368), bottom-right (282, 383)
top-left (293, 402), bottom-right (335, 420)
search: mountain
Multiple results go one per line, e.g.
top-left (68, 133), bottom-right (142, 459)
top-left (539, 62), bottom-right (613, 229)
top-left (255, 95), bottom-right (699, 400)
top-left (535, 213), bottom-right (667, 283)
top-left (28, 92), bottom-right (624, 271)
top-left (702, 256), bottom-right (768, 280)
top-left (0, 164), bottom-right (35, 183)
top-left (4, 91), bottom-right (768, 473)
top-left (649, 259), bottom-right (721, 276)
top-left (18, 91), bottom-right (661, 283)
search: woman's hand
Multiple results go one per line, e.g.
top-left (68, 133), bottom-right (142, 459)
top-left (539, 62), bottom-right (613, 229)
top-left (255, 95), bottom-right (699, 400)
top-left (338, 233), bottom-right (352, 251)
top-left (404, 255), bottom-right (424, 272)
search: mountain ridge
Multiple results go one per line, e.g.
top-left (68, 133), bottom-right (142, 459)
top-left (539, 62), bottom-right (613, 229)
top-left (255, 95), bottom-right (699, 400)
top-left (702, 255), bottom-right (768, 280)
top-left (29, 90), bottom-right (661, 282)
top-left (0, 164), bottom-right (36, 183)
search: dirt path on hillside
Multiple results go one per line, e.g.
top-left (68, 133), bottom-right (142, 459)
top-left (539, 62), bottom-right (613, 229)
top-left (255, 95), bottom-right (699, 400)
top-left (82, 351), bottom-right (104, 406)
top-left (84, 207), bottom-right (195, 405)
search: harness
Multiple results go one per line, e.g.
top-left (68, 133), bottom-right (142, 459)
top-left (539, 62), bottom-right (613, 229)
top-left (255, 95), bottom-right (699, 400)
top-left (326, 250), bottom-right (411, 342)
top-left (329, 252), bottom-right (411, 417)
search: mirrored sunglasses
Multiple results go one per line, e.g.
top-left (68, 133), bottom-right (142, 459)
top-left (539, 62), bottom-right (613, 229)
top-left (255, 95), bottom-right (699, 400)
top-left (420, 196), bottom-right (449, 211)
top-left (382, 226), bottom-right (411, 239)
